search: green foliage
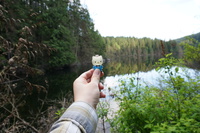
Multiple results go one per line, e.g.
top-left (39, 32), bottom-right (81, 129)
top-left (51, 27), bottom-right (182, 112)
top-left (175, 32), bottom-right (200, 43)
top-left (111, 53), bottom-right (200, 133)
top-left (38, 0), bottom-right (105, 67)
top-left (97, 101), bottom-right (117, 133)
top-left (55, 107), bottom-right (66, 118)
top-left (46, 25), bottom-right (76, 67)
top-left (2, 0), bottom-right (105, 69)
top-left (155, 53), bottom-right (184, 73)
top-left (181, 38), bottom-right (200, 65)
top-left (97, 101), bottom-right (110, 120)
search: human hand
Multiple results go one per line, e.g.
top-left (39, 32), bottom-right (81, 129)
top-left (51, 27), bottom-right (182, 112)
top-left (73, 69), bottom-right (106, 109)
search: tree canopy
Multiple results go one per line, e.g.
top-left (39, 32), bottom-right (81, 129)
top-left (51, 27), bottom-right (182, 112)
top-left (1, 0), bottom-right (105, 69)
top-left (103, 37), bottom-right (183, 59)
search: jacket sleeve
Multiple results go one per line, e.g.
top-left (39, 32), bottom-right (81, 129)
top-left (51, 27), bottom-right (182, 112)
top-left (49, 102), bottom-right (98, 133)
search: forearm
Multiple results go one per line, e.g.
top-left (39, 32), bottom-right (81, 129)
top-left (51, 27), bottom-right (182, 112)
top-left (49, 102), bottom-right (98, 133)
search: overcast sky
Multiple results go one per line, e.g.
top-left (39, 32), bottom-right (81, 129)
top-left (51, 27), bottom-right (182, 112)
top-left (80, 0), bottom-right (200, 40)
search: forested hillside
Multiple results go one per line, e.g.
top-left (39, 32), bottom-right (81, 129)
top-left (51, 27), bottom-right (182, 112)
top-left (1, 0), bottom-right (199, 70)
top-left (104, 37), bottom-right (183, 59)
top-left (175, 32), bottom-right (200, 43)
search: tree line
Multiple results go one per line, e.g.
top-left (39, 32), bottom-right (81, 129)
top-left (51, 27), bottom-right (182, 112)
top-left (1, 0), bottom-right (199, 71)
top-left (103, 37), bottom-right (183, 59)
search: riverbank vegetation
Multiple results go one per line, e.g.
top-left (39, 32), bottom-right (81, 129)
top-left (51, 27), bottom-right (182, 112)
top-left (108, 45), bottom-right (200, 132)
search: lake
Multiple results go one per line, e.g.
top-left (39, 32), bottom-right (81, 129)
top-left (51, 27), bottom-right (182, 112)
top-left (46, 55), bottom-right (200, 100)
top-left (21, 55), bottom-right (200, 132)
top-left (103, 66), bottom-right (200, 99)
top-left (46, 55), bottom-right (161, 99)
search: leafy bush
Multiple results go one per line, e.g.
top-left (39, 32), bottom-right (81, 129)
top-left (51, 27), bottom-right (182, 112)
top-left (181, 38), bottom-right (200, 65)
top-left (112, 54), bottom-right (200, 133)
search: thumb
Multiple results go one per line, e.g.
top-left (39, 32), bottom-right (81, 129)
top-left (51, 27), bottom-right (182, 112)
top-left (91, 69), bottom-right (100, 84)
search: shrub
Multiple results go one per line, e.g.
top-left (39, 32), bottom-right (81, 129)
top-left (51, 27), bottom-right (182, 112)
top-left (112, 53), bottom-right (200, 133)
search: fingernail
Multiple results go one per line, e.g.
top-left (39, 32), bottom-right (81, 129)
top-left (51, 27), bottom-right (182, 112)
top-left (94, 69), bottom-right (100, 75)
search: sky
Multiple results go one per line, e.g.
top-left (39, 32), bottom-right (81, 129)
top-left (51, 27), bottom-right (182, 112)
top-left (80, 0), bottom-right (200, 40)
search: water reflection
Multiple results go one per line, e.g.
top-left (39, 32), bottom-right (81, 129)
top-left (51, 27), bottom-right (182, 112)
top-left (23, 55), bottom-right (200, 114)
top-left (44, 55), bottom-right (178, 99)
top-left (103, 66), bottom-right (200, 99)
top-left (44, 55), bottom-right (200, 100)
top-left (104, 55), bottom-right (161, 76)
top-left (46, 70), bottom-right (76, 98)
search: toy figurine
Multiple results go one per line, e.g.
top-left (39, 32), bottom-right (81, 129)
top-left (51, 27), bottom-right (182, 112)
top-left (92, 55), bottom-right (103, 71)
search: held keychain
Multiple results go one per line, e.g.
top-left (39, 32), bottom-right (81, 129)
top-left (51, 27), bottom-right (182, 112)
top-left (92, 55), bottom-right (103, 71)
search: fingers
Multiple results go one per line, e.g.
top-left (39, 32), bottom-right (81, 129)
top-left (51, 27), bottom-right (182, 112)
top-left (91, 69), bottom-right (101, 84)
top-left (79, 69), bottom-right (93, 80)
top-left (99, 82), bottom-right (106, 98)
top-left (79, 69), bottom-right (103, 79)
top-left (99, 82), bottom-right (104, 90)
top-left (100, 71), bottom-right (104, 77)
top-left (100, 92), bottom-right (106, 98)
top-left (88, 71), bottom-right (103, 83)
top-left (80, 69), bottom-right (103, 78)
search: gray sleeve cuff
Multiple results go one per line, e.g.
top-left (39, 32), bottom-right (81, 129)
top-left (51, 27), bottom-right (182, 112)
top-left (59, 102), bottom-right (98, 133)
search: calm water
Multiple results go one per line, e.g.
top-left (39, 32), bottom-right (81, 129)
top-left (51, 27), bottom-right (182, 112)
top-left (46, 55), bottom-right (200, 99)
top-left (46, 55), bottom-right (161, 99)
top-left (103, 66), bottom-right (200, 98)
